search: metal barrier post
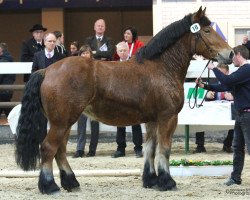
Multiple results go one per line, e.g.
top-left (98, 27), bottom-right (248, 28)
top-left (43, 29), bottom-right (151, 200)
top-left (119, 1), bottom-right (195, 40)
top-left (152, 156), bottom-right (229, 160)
top-left (185, 124), bottom-right (189, 153)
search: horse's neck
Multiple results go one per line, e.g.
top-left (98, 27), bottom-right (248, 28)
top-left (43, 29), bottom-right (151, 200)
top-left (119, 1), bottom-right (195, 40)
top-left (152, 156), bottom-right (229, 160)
top-left (161, 36), bottom-right (192, 84)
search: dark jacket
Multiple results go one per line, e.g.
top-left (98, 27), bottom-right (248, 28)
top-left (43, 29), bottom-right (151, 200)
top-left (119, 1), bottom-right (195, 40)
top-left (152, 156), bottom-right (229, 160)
top-left (85, 36), bottom-right (114, 60)
top-left (206, 64), bottom-right (250, 111)
top-left (32, 50), bottom-right (65, 73)
top-left (0, 50), bottom-right (16, 98)
top-left (55, 44), bottom-right (68, 57)
top-left (20, 38), bottom-right (45, 82)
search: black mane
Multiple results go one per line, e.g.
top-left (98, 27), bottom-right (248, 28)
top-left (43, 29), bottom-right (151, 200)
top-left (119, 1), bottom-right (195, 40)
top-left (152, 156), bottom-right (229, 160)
top-left (136, 13), bottom-right (211, 62)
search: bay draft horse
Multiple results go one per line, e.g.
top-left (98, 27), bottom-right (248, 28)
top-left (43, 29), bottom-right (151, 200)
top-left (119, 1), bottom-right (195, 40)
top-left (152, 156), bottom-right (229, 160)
top-left (15, 7), bottom-right (233, 194)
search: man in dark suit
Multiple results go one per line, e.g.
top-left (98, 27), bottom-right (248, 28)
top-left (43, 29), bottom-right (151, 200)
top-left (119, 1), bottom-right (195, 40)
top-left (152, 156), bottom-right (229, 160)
top-left (85, 19), bottom-right (114, 61)
top-left (32, 32), bottom-right (65, 72)
top-left (20, 24), bottom-right (47, 82)
top-left (31, 32), bottom-right (65, 142)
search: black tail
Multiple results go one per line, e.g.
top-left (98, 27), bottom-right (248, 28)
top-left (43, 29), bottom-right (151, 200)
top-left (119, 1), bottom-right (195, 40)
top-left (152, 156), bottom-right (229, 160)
top-left (15, 70), bottom-right (46, 171)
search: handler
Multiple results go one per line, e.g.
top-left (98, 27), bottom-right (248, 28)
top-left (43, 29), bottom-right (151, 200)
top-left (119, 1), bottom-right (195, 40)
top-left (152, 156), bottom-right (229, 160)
top-left (196, 45), bottom-right (250, 186)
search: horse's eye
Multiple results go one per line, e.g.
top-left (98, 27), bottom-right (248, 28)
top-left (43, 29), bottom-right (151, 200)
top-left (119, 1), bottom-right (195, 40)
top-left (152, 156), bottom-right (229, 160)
top-left (204, 29), bottom-right (210, 33)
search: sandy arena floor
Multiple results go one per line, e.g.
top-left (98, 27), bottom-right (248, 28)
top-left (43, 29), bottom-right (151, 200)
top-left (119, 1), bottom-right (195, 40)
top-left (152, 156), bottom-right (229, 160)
top-left (0, 141), bottom-right (249, 200)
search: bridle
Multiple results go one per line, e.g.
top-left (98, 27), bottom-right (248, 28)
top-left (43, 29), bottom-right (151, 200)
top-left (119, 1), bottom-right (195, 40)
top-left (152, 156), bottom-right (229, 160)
top-left (191, 23), bottom-right (214, 56)
top-left (188, 23), bottom-right (213, 109)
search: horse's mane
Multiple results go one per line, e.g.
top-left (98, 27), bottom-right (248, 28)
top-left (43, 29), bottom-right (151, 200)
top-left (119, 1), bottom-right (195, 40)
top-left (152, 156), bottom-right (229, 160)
top-left (136, 13), bottom-right (211, 62)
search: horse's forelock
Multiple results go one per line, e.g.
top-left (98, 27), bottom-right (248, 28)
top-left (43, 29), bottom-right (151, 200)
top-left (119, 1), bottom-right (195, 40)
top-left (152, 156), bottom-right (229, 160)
top-left (199, 15), bottom-right (211, 27)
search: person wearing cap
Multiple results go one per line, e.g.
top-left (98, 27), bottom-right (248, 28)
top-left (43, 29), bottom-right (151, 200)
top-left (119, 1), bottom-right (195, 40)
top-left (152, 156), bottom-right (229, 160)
top-left (20, 24), bottom-right (47, 82)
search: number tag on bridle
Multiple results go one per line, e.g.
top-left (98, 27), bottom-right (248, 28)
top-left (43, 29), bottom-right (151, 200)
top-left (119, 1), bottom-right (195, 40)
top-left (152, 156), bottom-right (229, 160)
top-left (190, 23), bottom-right (201, 33)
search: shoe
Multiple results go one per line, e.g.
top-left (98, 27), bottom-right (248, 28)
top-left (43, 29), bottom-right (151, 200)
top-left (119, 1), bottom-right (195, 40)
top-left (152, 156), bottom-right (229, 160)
top-left (193, 146), bottom-right (206, 153)
top-left (224, 178), bottom-right (241, 186)
top-left (135, 150), bottom-right (143, 158)
top-left (86, 151), bottom-right (95, 157)
top-left (111, 151), bottom-right (125, 158)
top-left (223, 145), bottom-right (233, 153)
top-left (72, 150), bottom-right (84, 158)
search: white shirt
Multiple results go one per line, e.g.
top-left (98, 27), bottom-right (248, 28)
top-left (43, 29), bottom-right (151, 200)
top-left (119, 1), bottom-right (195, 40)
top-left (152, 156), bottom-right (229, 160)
top-left (45, 49), bottom-right (54, 59)
top-left (96, 35), bottom-right (103, 41)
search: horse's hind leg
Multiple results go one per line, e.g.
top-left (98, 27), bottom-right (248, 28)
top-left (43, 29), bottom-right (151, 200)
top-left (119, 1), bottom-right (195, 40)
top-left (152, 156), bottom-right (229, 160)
top-left (55, 128), bottom-right (80, 192)
top-left (38, 125), bottom-right (64, 194)
top-left (143, 122), bottom-right (157, 188)
top-left (155, 115), bottom-right (178, 191)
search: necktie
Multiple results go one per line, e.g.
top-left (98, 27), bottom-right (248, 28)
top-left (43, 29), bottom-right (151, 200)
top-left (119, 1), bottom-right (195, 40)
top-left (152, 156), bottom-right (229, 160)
top-left (47, 53), bottom-right (51, 58)
top-left (97, 38), bottom-right (101, 49)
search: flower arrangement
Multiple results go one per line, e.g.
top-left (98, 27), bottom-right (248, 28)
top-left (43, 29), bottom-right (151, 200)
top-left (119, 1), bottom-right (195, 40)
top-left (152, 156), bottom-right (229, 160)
top-left (170, 159), bottom-right (232, 166)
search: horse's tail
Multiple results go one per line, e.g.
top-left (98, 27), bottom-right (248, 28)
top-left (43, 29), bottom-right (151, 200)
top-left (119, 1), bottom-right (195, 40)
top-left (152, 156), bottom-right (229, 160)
top-left (15, 70), bottom-right (46, 171)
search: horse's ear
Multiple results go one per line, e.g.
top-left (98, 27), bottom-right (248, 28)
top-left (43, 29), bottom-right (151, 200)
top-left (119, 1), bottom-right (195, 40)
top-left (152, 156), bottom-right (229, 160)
top-left (202, 7), bottom-right (207, 16)
top-left (193, 6), bottom-right (204, 23)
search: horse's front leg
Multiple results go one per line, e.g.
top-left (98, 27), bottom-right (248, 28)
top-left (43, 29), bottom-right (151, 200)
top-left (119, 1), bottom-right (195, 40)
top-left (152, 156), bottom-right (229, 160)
top-left (38, 125), bottom-right (62, 194)
top-left (55, 128), bottom-right (80, 192)
top-left (143, 122), bottom-right (157, 188)
top-left (155, 115), bottom-right (177, 191)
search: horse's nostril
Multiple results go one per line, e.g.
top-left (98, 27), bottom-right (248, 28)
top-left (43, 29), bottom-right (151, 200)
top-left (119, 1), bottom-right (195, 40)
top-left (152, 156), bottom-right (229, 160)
top-left (229, 51), bottom-right (234, 59)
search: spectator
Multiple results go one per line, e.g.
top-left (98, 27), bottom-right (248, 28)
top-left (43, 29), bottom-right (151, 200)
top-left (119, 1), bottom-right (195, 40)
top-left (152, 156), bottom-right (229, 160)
top-left (73, 45), bottom-right (100, 158)
top-left (111, 41), bottom-right (143, 158)
top-left (53, 30), bottom-right (68, 57)
top-left (31, 32), bottom-right (65, 142)
top-left (0, 43), bottom-right (15, 117)
top-left (20, 24), bottom-right (47, 82)
top-left (196, 45), bottom-right (250, 186)
top-left (193, 64), bottom-right (234, 153)
top-left (69, 41), bottom-right (80, 56)
top-left (32, 32), bottom-right (65, 72)
top-left (114, 26), bottom-right (144, 60)
top-left (85, 19), bottom-right (114, 60)
top-left (242, 34), bottom-right (250, 58)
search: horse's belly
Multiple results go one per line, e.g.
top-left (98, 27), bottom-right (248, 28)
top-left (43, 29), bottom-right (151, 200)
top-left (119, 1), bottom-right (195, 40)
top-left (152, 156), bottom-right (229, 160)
top-left (83, 104), bottom-right (154, 126)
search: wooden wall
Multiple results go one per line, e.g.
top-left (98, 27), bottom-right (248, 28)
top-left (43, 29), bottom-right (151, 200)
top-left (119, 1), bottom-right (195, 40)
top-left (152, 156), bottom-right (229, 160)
top-left (64, 8), bottom-right (153, 48)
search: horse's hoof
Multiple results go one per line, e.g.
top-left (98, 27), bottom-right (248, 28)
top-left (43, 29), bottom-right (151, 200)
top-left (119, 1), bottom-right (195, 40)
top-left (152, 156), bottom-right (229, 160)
top-left (143, 172), bottom-right (158, 188)
top-left (157, 170), bottom-right (176, 191)
top-left (60, 170), bottom-right (80, 192)
top-left (142, 162), bottom-right (158, 188)
top-left (38, 172), bottom-right (60, 194)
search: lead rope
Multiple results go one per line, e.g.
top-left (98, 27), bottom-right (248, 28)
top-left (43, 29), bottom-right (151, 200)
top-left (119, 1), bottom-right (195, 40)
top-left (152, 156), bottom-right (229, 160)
top-left (188, 60), bottom-right (211, 109)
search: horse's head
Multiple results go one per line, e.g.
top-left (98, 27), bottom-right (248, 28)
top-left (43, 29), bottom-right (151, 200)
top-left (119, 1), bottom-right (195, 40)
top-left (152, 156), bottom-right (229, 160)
top-left (190, 7), bottom-right (233, 64)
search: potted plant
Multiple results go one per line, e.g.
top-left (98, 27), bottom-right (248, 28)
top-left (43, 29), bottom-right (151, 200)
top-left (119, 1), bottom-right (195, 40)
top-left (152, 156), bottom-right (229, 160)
top-left (169, 159), bottom-right (233, 176)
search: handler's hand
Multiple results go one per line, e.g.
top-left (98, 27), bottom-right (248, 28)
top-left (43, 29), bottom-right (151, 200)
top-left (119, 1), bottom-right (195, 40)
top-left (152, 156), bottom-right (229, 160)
top-left (224, 92), bottom-right (234, 101)
top-left (207, 63), bottom-right (216, 70)
top-left (195, 78), bottom-right (204, 88)
top-left (206, 91), bottom-right (215, 99)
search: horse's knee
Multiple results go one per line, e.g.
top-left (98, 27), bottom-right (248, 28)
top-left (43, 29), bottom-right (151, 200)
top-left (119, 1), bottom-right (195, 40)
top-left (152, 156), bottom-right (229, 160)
top-left (142, 161), bottom-right (157, 188)
top-left (157, 168), bottom-right (176, 191)
top-left (38, 169), bottom-right (60, 194)
top-left (60, 170), bottom-right (80, 192)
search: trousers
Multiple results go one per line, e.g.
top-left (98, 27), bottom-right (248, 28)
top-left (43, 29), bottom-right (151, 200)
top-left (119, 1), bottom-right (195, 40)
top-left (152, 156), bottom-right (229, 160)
top-left (116, 124), bottom-right (143, 152)
top-left (76, 114), bottom-right (99, 153)
top-left (231, 112), bottom-right (250, 182)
